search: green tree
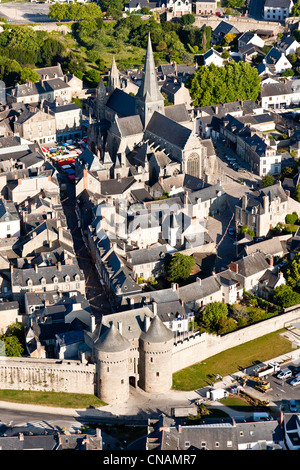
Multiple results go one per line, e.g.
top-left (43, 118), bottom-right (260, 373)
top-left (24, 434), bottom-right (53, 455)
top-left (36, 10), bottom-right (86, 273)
top-left (202, 302), bottom-right (228, 333)
top-left (0, 323), bottom-right (24, 357)
top-left (285, 212), bottom-right (299, 225)
top-left (188, 62), bottom-right (261, 107)
top-left (274, 284), bottom-right (300, 308)
top-left (262, 174), bottom-right (275, 187)
top-left (48, 3), bottom-right (68, 22)
top-left (290, 1), bottom-right (300, 17)
top-left (294, 183), bottom-right (300, 202)
top-left (286, 252), bottom-right (300, 291)
top-left (165, 253), bottom-right (195, 283)
top-left (180, 13), bottom-right (195, 26)
top-left (19, 68), bottom-right (40, 84)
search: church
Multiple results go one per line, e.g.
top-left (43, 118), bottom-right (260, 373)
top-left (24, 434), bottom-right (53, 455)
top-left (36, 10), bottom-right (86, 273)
top-left (88, 34), bottom-right (212, 181)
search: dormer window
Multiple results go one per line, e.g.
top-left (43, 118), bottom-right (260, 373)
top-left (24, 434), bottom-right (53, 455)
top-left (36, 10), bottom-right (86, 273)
top-left (53, 276), bottom-right (58, 283)
top-left (74, 274), bottom-right (80, 281)
top-left (65, 275), bottom-right (70, 283)
top-left (41, 277), bottom-right (46, 285)
top-left (27, 279), bottom-right (32, 286)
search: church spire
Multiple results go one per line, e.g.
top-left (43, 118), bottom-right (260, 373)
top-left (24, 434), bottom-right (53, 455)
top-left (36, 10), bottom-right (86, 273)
top-left (107, 55), bottom-right (120, 95)
top-left (135, 33), bottom-right (164, 127)
top-left (136, 33), bottom-right (164, 103)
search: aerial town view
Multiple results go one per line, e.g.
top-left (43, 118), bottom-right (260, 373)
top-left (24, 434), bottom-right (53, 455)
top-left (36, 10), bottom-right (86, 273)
top-left (1, 0), bottom-right (300, 456)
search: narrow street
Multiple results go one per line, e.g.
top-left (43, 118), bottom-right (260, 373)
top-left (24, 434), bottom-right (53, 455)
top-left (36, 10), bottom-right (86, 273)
top-left (58, 174), bottom-right (112, 323)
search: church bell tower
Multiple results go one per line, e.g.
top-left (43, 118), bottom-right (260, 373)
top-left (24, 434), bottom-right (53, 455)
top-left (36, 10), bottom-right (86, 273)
top-left (135, 33), bottom-right (165, 128)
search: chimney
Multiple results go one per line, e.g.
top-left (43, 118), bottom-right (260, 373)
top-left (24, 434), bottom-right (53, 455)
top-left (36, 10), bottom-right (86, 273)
top-left (90, 314), bottom-right (96, 333)
top-left (118, 321), bottom-right (122, 335)
top-left (57, 261), bottom-right (62, 271)
top-left (196, 277), bottom-right (201, 285)
top-left (19, 433), bottom-right (24, 441)
top-left (268, 256), bottom-right (273, 266)
top-left (178, 425), bottom-right (182, 434)
top-left (152, 300), bottom-right (157, 315)
top-left (145, 315), bottom-right (151, 332)
top-left (171, 283), bottom-right (179, 292)
top-left (34, 264), bottom-right (38, 273)
top-left (230, 262), bottom-right (238, 273)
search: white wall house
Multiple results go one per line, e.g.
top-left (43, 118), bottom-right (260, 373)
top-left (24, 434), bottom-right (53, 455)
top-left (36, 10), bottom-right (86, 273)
top-left (261, 79), bottom-right (300, 110)
top-left (200, 48), bottom-right (224, 67)
top-left (0, 199), bottom-right (20, 239)
top-left (263, 0), bottom-right (294, 21)
top-left (238, 32), bottom-right (264, 50)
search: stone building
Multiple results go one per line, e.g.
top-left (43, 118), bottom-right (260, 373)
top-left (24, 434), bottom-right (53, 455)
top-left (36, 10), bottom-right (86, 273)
top-left (89, 34), bottom-right (211, 181)
top-left (86, 307), bottom-right (174, 404)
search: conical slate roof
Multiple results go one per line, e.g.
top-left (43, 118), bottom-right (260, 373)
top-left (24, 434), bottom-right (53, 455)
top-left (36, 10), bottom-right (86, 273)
top-left (95, 323), bottom-right (130, 353)
top-left (136, 33), bottom-right (164, 103)
top-left (140, 314), bottom-right (174, 344)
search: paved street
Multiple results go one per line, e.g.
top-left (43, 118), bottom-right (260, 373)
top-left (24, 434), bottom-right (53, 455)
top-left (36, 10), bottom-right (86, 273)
top-left (59, 174), bottom-right (112, 322)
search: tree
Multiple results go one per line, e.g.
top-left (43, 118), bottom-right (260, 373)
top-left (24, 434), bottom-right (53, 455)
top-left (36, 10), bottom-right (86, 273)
top-left (294, 183), bottom-right (300, 202)
top-left (165, 253), bottom-right (195, 283)
top-left (48, 3), bottom-right (68, 22)
top-left (286, 252), bottom-right (300, 291)
top-left (285, 212), bottom-right (299, 225)
top-left (19, 68), bottom-right (40, 84)
top-left (274, 284), bottom-right (300, 308)
top-left (290, 1), bottom-right (300, 17)
top-left (188, 62), bottom-right (261, 107)
top-left (262, 174), bottom-right (275, 187)
top-left (202, 302), bottom-right (228, 333)
top-left (180, 13), bottom-right (195, 26)
top-left (0, 323), bottom-right (24, 357)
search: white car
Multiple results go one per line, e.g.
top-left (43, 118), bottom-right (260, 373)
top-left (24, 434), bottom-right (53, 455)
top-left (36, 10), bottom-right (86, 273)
top-left (277, 369), bottom-right (292, 380)
top-left (290, 376), bottom-right (300, 387)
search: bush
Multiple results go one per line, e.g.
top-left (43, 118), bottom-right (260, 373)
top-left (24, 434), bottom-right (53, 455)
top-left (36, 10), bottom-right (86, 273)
top-left (285, 212), bottom-right (299, 225)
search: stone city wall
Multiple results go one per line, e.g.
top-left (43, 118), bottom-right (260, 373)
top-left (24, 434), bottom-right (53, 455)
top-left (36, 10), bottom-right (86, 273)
top-left (193, 16), bottom-right (285, 35)
top-left (172, 306), bottom-right (300, 373)
top-left (0, 357), bottom-right (96, 394)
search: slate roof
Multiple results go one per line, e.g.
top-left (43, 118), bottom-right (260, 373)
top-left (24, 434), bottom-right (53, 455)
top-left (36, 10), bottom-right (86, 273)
top-left (100, 176), bottom-right (136, 196)
top-left (164, 104), bottom-right (190, 123)
top-left (178, 276), bottom-right (221, 303)
top-left (7, 78), bottom-right (70, 99)
top-left (12, 263), bottom-right (84, 287)
top-left (213, 21), bottom-right (240, 37)
top-left (105, 88), bottom-right (136, 117)
top-left (116, 115), bottom-right (144, 136)
top-left (146, 111), bottom-right (192, 148)
top-left (0, 199), bottom-right (19, 222)
top-left (264, 0), bottom-right (292, 7)
top-left (140, 313), bottom-right (174, 343)
top-left (233, 252), bottom-right (270, 277)
top-left (127, 244), bottom-right (170, 266)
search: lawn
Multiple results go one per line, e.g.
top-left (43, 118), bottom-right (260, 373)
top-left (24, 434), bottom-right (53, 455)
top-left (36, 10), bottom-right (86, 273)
top-left (172, 329), bottom-right (296, 391)
top-left (0, 389), bottom-right (107, 408)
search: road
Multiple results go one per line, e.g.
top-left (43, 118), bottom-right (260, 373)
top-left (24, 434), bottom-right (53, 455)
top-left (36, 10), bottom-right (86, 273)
top-left (0, 2), bottom-right (51, 23)
top-left (58, 172), bottom-right (112, 322)
top-left (248, 0), bottom-right (264, 20)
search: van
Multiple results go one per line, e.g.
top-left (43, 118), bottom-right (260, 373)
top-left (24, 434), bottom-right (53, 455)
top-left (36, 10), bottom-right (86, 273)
top-left (277, 369), bottom-right (292, 380)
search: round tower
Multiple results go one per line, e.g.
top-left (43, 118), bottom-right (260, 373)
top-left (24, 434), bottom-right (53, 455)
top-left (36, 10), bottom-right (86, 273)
top-left (94, 322), bottom-right (130, 404)
top-left (139, 314), bottom-right (174, 394)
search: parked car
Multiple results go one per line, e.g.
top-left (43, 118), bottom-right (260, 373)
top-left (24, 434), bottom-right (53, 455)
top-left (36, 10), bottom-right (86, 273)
top-left (290, 376), bottom-right (300, 387)
top-left (289, 400), bottom-right (297, 412)
top-left (277, 369), bottom-right (292, 380)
